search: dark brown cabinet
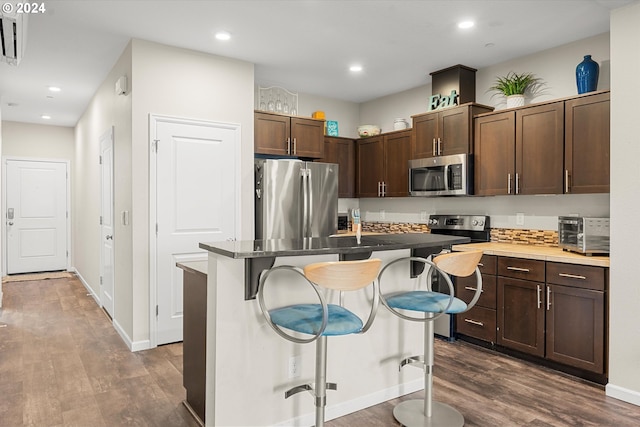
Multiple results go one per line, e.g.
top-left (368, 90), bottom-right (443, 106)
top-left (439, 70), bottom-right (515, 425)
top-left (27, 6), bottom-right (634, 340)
top-left (317, 136), bottom-right (355, 198)
top-left (496, 257), bottom-right (607, 375)
top-left (565, 91), bottom-right (610, 194)
top-left (356, 130), bottom-right (410, 197)
top-left (497, 257), bottom-right (546, 356)
top-left (254, 111), bottom-right (324, 158)
top-left (455, 254), bottom-right (498, 342)
top-left (545, 262), bottom-right (606, 373)
top-left (475, 102), bottom-right (564, 196)
top-left (411, 103), bottom-right (492, 159)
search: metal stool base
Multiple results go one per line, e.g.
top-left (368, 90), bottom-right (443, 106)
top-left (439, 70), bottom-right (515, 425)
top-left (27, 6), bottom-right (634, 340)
top-left (393, 399), bottom-right (464, 427)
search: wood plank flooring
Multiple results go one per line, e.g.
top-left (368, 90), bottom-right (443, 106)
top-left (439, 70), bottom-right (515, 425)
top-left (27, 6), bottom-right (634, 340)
top-left (1, 275), bottom-right (640, 426)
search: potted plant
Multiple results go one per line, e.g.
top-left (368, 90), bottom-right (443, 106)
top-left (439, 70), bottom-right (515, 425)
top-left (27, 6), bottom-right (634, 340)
top-left (489, 71), bottom-right (542, 108)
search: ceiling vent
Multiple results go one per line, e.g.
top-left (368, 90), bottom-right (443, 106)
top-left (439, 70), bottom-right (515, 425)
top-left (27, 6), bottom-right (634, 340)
top-left (0, 12), bottom-right (28, 66)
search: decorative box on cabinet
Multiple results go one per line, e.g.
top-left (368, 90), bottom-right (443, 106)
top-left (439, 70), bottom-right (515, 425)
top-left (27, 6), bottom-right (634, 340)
top-left (254, 111), bottom-right (324, 158)
top-left (474, 101), bottom-right (564, 196)
top-left (565, 91), bottom-right (610, 194)
top-left (411, 103), bottom-right (493, 159)
top-left (317, 136), bottom-right (355, 198)
top-left (356, 130), bottom-right (411, 198)
top-left (455, 254), bottom-right (497, 342)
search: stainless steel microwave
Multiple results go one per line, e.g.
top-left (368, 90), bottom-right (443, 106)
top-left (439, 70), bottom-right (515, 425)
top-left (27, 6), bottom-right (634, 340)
top-left (409, 153), bottom-right (473, 196)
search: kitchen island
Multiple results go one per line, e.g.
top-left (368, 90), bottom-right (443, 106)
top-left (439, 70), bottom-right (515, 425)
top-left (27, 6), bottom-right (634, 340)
top-left (197, 233), bottom-right (468, 426)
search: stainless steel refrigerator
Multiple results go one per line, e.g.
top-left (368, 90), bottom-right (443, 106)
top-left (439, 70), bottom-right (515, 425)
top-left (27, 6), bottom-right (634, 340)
top-left (255, 159), bottom-right (338, 240)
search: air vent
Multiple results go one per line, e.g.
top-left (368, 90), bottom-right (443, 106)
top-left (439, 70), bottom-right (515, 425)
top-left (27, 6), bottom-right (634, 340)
top-left (1, 12), bottom-right (27, 66)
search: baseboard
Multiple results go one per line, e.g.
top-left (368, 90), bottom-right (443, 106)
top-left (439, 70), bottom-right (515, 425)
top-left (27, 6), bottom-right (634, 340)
top-left (112, 318), bottom-right (151, 352)
top-left (606, 383), bottom-right (640, 406)
top-left (71, 267), bottom-right (101, 305)
top-left (275, 378), bottom-right (423, 426)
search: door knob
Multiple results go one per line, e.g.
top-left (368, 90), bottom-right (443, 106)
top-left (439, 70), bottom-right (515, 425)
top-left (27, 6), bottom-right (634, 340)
top-left (106, 235), bottom-right (113, 240)
top-left (7, 221), bottom-right (13, 226)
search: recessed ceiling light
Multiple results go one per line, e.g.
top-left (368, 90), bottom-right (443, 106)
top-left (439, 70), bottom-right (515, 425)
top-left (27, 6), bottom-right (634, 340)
top-left (41, 115), bottom-right (51, 120)
top-left (349, 65), bottom-right (363, 72)
top-left (215, 31), bottom-right (231, 41)
top-left (458, 21), bottom-right (475, 29)
top-left (48, 86), bottom-right (61, 92)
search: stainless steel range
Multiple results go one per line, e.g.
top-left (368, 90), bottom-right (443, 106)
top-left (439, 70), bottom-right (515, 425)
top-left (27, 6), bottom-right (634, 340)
top-left (428, 214), bottom-right (490, 340)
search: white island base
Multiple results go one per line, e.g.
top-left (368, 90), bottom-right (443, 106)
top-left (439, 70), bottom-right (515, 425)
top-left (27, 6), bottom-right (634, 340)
top-left (204, 249), bottom-right (429, 426)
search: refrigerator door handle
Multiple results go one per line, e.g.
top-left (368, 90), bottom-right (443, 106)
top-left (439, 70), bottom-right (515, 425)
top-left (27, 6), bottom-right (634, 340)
top-left (306, 168), bottom-right (313, 237)
top-left (301, 168), bottom-right (309, 237)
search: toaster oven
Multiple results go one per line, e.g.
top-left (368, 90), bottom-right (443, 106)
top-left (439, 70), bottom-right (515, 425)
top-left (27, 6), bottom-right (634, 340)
top-left (558, 216), bottom-right (610, 255)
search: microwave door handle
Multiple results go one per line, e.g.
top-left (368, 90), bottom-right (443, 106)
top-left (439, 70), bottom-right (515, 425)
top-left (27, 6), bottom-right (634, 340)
top-left (443, 164), bottom-right (450, 190)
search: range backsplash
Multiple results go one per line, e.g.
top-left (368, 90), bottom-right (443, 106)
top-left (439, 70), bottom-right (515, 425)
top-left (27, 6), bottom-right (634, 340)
top-left (362, 221), bottom-right (558, 247)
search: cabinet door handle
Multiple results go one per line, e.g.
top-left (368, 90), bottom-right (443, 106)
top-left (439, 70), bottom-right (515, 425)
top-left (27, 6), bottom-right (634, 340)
top-left (478, 262), bottom-right (484, 267)
top-left (558, 273), bottom-right (587, 280)
top-left (377, 182), bottom-right (382, 197)
top-left (565, 169), bottom-right (570, 193)
top-left (515, 173), bottom-right (520, 194)
top-left (432, 138), bottom-right (437, 156)
top-left (508, 173), bottom-right (512, 194)
top-left (464, 286), bottom-right (483, 293)
top-left (293, 137), bottom-right (297, 155)
top-left (464, 319), bottom-right (484, 327)
top-left (437, 138), bottom-right (442, 156)
top-left (546, 286), bottom-right (551, 311)
top-left (536, 285), bottom-right (542, 309)
top-left (382, 182), bottom-right (386, 197)
top-left (507, 266), bottom-right (530, 272)
top-left (287, 137), bottom-right (291, 155)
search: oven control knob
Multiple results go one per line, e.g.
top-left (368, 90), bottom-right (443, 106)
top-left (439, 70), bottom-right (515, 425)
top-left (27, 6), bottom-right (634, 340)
top-left (472, 220), bottom-right (478, 226)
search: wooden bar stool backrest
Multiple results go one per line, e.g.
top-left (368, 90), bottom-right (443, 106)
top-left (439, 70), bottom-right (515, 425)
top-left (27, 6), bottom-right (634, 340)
top-left (303, 259), bottom-right (382, 291)
top-left (433, 250), bottom-right (483, 278)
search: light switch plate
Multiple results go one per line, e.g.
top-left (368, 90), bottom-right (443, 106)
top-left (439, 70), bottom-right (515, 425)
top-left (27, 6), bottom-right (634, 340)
top-left (516, 212), bottom-right (525, 226)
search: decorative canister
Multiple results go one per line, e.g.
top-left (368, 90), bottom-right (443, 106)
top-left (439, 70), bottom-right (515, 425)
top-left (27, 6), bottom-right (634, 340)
top-left (393, 118), bottom-right (408, 130)
top-left (576, 55), bottom-right (599, 94)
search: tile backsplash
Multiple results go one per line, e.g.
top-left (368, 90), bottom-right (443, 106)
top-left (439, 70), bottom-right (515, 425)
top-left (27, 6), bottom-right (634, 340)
top-left (362, 221), bottom-right (559, 247)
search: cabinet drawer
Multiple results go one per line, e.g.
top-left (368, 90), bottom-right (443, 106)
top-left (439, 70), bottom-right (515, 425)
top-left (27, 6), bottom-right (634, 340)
top-left (546, 262), bottom-right (606, 291)
top-left (456, 306), bottom-right (497, 342)
top-left (456, 274), bottom-right (496, 309)
top-left (498, 257), bottom-right (545, 282)
top-left (477, 254), bottom-right (497, 275)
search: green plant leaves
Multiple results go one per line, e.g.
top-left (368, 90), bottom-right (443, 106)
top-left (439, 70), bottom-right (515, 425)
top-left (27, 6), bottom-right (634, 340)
top-left (489, 72), bottom-right (541, 96)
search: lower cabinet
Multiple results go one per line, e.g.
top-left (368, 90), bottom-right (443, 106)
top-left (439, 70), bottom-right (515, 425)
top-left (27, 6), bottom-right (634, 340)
top-left (456, 255), bottom-right (607, 378)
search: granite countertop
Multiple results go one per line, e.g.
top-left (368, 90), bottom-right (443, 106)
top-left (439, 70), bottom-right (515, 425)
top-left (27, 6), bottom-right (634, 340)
top-left (452, 242), bottom-right (610, 267)
top-left (200, 233), bottom-right (470, 259)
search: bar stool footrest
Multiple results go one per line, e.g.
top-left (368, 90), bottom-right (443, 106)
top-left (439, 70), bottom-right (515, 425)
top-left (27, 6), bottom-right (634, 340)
top-left (393, 399), bottom-right (464, 427)
top-left (284, 382), bottom-right (338, 399)
top-left (399, 355), bottom-right (424, 371)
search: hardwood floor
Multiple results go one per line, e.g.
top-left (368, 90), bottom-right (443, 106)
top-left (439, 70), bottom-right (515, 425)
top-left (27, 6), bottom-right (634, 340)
top-left (1, 275), bottom-right (639, 426)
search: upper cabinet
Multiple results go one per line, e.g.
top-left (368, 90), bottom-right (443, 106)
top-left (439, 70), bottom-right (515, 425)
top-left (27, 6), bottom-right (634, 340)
top-left (317, 137), bottom-right (356, 198)
top-left (254, 111), bottom-right (324, 158)
top-left (565, 92), bottom-right (610, 194)
top-left (475, 102), bottom-right (564, 196)
top-left (411, 103), bottom-right (493, 159)
top-left (356, 130), bottom-right (411, 198)
top-left (474, 91), bottom-right (610, 196)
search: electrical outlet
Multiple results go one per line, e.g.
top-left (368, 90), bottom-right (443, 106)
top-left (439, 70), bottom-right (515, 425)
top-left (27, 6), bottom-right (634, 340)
top-left (420, 211), bottom-right (428, 221)
top-left (288, 356), bottom-right (301, 378)
top-left (516, 212), bottom-right (525, 226)
top-left (380, 210), bottom-right (386, 220)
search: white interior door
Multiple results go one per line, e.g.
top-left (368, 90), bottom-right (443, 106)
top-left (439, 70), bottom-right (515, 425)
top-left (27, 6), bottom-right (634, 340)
top-left (5, 159), bottom-right (68, 274)
top-left (100, 128), bottom-right (115, 318)
top-left (153, 116), bottom-right (239, 345)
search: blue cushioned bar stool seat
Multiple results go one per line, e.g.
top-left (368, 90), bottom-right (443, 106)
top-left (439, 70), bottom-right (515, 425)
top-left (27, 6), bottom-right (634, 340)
top-left (378, 250), bottom-right (483, 427)
top-left (257, 258), bottom-right (382, 427)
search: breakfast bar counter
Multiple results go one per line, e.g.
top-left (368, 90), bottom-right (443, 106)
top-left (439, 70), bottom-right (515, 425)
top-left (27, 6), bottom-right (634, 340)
top-left (198, 233), bottom-right (469, 426)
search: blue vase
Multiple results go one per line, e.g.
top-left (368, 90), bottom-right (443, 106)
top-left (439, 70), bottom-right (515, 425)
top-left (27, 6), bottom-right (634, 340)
top-left (576, 55), bottom-right (599, 94)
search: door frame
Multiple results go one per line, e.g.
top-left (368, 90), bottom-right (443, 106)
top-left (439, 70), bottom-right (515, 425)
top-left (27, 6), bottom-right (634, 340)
top-left (1, 156), bottom-right (71, 276)
top-left (148, 114), bottom-right (242, 348)
top-left (99, 127), bottom-right (115, 317)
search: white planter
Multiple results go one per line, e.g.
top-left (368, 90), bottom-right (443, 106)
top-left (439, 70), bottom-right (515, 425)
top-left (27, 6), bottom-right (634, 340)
top-left (506, 94), bottom-right (525, 108)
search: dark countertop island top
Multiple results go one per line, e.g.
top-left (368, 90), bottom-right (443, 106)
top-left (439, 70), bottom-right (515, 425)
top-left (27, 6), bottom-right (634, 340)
top-left (199, 233), bottom-right (470, 259)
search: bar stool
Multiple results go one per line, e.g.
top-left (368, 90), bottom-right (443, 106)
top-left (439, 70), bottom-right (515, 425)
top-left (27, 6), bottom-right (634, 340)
top-left (378, 250), bottom-right (483, 427)
top-left (257, 258), bottom-right (382, 427)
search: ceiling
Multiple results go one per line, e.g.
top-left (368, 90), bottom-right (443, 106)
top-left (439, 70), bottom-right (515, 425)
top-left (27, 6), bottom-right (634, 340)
top-left (0, 0), bottom-right (634, 127)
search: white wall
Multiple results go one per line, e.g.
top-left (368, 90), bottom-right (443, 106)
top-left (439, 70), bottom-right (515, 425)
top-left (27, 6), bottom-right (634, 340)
top-left (297, 92), bottom-right (360, 139)
top-left (130, 39), bottom-right (255, 345)
top-left (357, 32), bottom-right (612, 229)
top-left (1, 121), bottom-right (75, 160)
top-left (607, 1), bottom-right (640, 406)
